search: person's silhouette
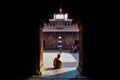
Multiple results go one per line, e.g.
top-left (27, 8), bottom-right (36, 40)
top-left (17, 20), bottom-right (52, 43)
top-left (53, 54), bottom-right (62, 69)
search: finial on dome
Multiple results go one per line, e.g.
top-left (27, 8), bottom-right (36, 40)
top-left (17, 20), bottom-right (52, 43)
top-left (59, 8), bottom-right (62, 13)
top-left (59, 3), bottom-right (62, 13)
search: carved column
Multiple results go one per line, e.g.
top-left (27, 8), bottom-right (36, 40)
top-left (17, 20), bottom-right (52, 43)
top-left (39, 25), bottom-right (45, 75)
top-left (36, 23), bottom-right (45, 75)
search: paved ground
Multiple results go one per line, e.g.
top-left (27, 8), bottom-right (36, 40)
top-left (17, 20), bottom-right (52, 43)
top-left (42, 50), bottom-right (80, 78)
top-left (25, 50), bottom-right (91, 80)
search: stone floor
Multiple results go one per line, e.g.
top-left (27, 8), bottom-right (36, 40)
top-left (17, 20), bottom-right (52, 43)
top-left (25, 50), bottom-right (92, 80)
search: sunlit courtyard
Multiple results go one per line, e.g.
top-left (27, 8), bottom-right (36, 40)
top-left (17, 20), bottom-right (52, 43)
top-left (29, 50), bottom-right (88, 80)
top-left (43, 50), bottom-right (79, 78)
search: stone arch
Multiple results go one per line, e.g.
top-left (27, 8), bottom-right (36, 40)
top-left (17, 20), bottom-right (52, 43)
top-left (36, 20), bottom-right (83, 75)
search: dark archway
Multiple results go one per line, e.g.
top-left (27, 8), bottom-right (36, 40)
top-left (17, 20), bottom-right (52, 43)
top-left (36, 20), bottom-right (83, 75)
top-left (9, 1), bottom-right (104, 79)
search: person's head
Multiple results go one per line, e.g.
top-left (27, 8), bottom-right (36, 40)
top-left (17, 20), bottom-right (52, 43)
top-left (57, 54), bottom-right (60, 59)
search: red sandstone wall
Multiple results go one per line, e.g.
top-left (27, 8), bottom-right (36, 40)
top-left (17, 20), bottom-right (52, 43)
top-left (43, 32), bottom-right (79, 49)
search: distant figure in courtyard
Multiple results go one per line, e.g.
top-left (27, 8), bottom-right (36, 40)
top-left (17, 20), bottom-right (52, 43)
top-left (53, 54), bottom-right (62, 69)
top-left (59, 48), bottom-right (62, 54)
top-left (70, 45), bottom-right (74, 53)
top-left (69, 45), bottom-right (79, 53)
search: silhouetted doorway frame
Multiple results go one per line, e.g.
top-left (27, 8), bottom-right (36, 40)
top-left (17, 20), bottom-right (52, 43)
top-left (36, 21), bottom-right (83, 75)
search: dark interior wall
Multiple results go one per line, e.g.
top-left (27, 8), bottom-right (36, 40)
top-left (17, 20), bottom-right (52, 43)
top-left (8, 0), bottom-right (104, 79)
top-left (8, 1), bottom-right (39, 79)
top-left (82, 9), bottom-right (104, 79)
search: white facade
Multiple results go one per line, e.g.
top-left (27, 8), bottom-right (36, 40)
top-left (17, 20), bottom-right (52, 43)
top-left (43, 8), bottom-right (79, 32)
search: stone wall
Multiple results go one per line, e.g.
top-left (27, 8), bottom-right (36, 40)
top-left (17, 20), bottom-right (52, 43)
top-left (43, 32), bottom-right (79, 49)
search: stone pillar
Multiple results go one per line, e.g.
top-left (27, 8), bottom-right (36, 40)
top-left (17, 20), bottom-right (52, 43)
top-left (36, 23), bottom-right (45, 75)
top-left (77, 21), bottom-right (83, 73)
top-left (66, 21), bottom-right (68, 26)
top-left (40, 26), bottom-right (45, 75)
top-left (70, 21), bottom-right (71, 26)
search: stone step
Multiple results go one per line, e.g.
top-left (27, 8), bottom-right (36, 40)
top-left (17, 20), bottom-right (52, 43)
top-left (25, 77), bottom-right (92, 80)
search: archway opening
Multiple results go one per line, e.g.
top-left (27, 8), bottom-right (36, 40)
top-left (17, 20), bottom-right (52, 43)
top-left (36, 20), bottom-right (83, 79)
top-left (42, 32), bottom-right (80, 78)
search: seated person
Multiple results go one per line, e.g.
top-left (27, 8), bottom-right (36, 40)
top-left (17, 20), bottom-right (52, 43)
top-left (73, 46), bottom-right (77, 52)
top-left (69, 45), bottom-right (74, 53)
top-left (53, 54), bottom-right (62, 69)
